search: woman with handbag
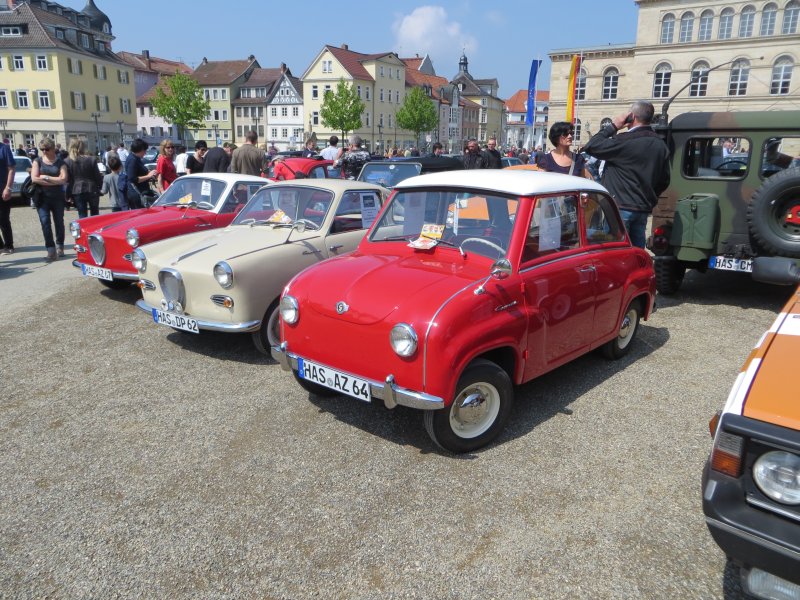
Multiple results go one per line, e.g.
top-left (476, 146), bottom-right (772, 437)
top-left (31, 138), bottom-right (69, 262)
top-left (535, 122), bottom-right (592, 179)
top-left (65, 139), bottom-right (103, 218)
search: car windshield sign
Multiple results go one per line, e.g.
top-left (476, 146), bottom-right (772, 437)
top-left (233, 186), bottom-right (335, 227)
top-left (358, 163), bottom-right (421, 188)
top-left (369, 189), bottom-right (519, 260)
top-left (153, 178), bottom-right (226, 210)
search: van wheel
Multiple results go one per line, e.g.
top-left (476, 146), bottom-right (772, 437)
top-left (423, 359), bottom-right (513, 453)
top-left (654, 256), bottom-right (685, 295)
top-left (747, 167), bottom-right (800, 258)
top-left (99, 278), bottom-right (131, 290)
top-left (602, 299), bottom-right (641, 359)
top-left (252, 300), bottom-right (280, 355)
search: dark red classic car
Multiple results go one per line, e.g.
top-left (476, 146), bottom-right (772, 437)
top-left (272, 170), bottom-right (656, 453)
top-left (70, 173), bottom-right (267, 288)
top-left (264, 157), bottom-right (333, 181)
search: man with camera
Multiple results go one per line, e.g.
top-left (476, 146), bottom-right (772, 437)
top-left (582, 100), bottom-right (670, 248)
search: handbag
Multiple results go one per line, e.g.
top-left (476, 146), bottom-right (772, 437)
top-left (21, 176), bottom-right (44, 208)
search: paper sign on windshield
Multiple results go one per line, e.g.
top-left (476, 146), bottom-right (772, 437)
top-left (409, 223), bottom-right (444, 250)
top-left (201, 181), bottom-right (212, 196)
top-left (267, 209), bottom-right (292, 224)
top-left (360, 192), bottom-right (380, 228)
top-left (178, 193), bottom-right (193, 204)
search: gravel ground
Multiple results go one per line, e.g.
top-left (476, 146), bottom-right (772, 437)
top-left (0, 199), bottom-right (793, 599)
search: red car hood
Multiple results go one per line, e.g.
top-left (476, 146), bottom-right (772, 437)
top-left (296, 249), bottom-right (490, 326)
top-left (80, 206), bottom-right (215, 239)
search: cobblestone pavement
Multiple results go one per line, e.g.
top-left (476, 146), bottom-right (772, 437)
top-left (0, 199), bottom-right (793, 599)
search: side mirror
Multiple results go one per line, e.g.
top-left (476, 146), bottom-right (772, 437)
top-left (294, 220), bottom-right (307, 233)
top-left (491, 258), bottom-right (512, 279)
top-left (752, 256), bottom-right (800, 285)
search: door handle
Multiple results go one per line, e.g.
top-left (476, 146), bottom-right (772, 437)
top-left (195, 223), bottom-right (212, 228)
top-left (329, 244), bottom-right (343, 251)
top-left (578, 265), bottom-right (596, 273)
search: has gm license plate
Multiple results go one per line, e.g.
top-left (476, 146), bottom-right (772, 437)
top-left (81, 263), bottom-right (113, 281)
top-left (151, 308), bottom-right (199, 334)
top-left (297, 357), bottom-right (371, 402)
top-left (708, 256), bottom-right (753, 273)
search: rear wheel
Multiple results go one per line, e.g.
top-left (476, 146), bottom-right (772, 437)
top-left (747, 167), bottom-right (800, 258)
top-left (99, 278), bottom-right (131, 290)
top-left (423, 359), bottom-right (513, 453)
top-left (602, 299), bottom-right (641, 359)
top-left (654, 256), bottom-right (685, 295)
top-left (252, 300), bottom-right (280, 355)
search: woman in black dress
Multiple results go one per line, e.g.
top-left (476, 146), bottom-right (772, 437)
top-left (31, 138), bottom-right (69, 261)
top-left (535, 122), bottom-right (592, 179)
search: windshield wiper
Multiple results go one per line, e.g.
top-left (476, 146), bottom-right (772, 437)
top-left (377, 234), bottom-right (417, 242)
top-left (420, 235), bottom-right (466, 257)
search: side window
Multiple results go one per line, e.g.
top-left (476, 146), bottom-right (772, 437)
top-left (582, 193), bottom-right (626, 245)
top-left (220, 182), bottom-right (262, 214)
top-left (760, 136), bottom-right (800, 178)
top-left (331, 190), bottom-right (382, 233)
top-left (523, 194), bottom-right (579, 262)
top-left (682, 137), bottom-right (751, 179)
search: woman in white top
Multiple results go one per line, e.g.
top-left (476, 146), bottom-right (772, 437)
top-left (174, 145), bottom-right (189, 177)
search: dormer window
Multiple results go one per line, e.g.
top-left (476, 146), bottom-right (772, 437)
top-left (80, 33), bottom-right (90, 48)
top-left (56, 29), bottom-right (64, 39)
top-left (102, 23), bottom-right (110, 34)
top-left (1, 26), bottom-right (22, 36)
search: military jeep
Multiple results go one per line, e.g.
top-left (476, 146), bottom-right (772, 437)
top-left (649, 111), bottom-right (800, 294)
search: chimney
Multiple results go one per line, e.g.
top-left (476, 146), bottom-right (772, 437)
top-left (248, 54), bottom-right (255, 61)
top-left (341, 43), bottom-right (348, 50)
top-left (142, 49), bottom-right (151, 70)
top-left (280, 62), bottom-right (286, 73)
top-left (202, 57), bottom-right (208, 65)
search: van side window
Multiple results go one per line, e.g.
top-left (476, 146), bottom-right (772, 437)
top-left (682, 136), bottom-right (750, 179)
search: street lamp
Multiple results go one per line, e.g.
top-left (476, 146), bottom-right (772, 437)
top-left (115, 120), bottom-right (124, 145)
top-left (90, 112), bottom-right (101, 156)
top-left (212, 123), bottom-right (219, 146)
top-left (378, 123), bottom-right (382, 155)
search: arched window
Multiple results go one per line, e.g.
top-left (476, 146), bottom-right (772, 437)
top-left (652, 62), bottom-right (672, 98)
top-left (689, 61), bottom-right (710, 97)
top-left (602, 68), bottom-right (619, 100)
top-left (770, 56), bottom-right (794, 95)
top-left (728, 59), bottom-right (750, 95)
top-left (660, 13), bottom-right (675, 43)
top-left (719, 7), bottom-right (735, 38)
top-left (575, 67), bottom-right (587, 101)
top-left (679, 12), bottom-right (695, 41)
top-left (699, 10), bottom-right (714, 40)
top-left (739, 5), bottom-right (756, 36)
top-left (761, 3), bottom-right (778, 35)
top-left (783, 0), bottom-right (800, 34)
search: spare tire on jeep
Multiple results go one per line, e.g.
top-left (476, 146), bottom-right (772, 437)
top-left (747, 166), bottom-right (800, 258)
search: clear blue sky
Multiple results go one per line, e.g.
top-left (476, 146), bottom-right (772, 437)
top-left (69, 1), bottom-right (640, 99)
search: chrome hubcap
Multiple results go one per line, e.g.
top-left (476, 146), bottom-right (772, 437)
top-left (449, 382), bottom-right (500, 439)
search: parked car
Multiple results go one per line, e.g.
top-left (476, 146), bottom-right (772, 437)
top-left (264, 157), bottom-right (333, 181)
top-left (11, 156), bottom-right (32, 201)
top-left (501, 156), bottom-right (523, 167)
top-left (702, 256), bottom-right (800, 600)
top-left (134, 180), bottom-right (387, 353)
top-left (357, 156), bottom-right (463, 189)
top-left (272, 170), bottom-right (656, 452)
top-left (70, 173), bottom-right (267, 289)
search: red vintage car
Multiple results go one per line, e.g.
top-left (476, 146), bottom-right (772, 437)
top-left (70, 173), bottom-right (267, 288)
top-left (272, 170), bottom-right (656, 453)
top-left (264, 157), bottom-right (333, 181)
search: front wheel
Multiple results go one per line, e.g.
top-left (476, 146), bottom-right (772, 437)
top-left (252, 300), bottom-right (280, 355)
top-left (602, 299), bottom-right (641, 359)
top-left (424, 358), bottom-right (513, 453)
top-left (99, 277), bottom-right (131, 290)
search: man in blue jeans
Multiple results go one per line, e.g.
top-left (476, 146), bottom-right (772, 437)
top-left (582, 100), bottom-right (670, 248)
top-left (0, 139), bottom-right (16, 254)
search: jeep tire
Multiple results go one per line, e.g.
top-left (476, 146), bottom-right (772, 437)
top-left (654, 256), bottom-right (686, 295)
top-left (747, 167), bottom-right (800, 258)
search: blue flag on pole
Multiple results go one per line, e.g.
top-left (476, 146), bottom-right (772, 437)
top-left (525, 59), bottom-right (543, 127)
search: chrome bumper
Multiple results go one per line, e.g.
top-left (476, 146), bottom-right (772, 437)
top-left (72, 259), bottom-right (139, 281)
top-left (135, 299), bottom-right (261, 333)
top-left (271, 342), bottom-right (445, 411)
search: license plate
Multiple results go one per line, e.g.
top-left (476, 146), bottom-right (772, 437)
top-left (297, 357), bottom-right (371, 402)
top-left (708, 256), bottom-right (753, 273)
top-left (81, 264), bottom-right (113, 281)
top-left (151, 309), bottom-right (199, 334)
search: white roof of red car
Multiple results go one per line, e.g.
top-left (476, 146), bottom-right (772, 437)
top-left (395, 169), bottom-right (608, 196)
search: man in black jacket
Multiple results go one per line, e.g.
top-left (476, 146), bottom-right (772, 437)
top-left (483, 137), bottom-right (502, 169)
top-left (582, 100), bottom-right (670, 248)
top-left (203, 142), bottom-right (234, 173)
top-left (462, 139), bottom-right (487, 170)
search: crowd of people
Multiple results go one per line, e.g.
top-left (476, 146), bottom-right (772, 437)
top-left (0, 101), bottom-right (671, 262)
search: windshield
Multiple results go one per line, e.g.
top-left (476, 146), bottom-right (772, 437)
top-left (152, 177), bottom-right (227, 210)
top-left (14, 159), bottom-right (31, 172)
top-left (358, 162), bottom-right (421, 189)
top-left (369, 189), bottom-right (519, 260)
top-left (232, 186), bottom-right (335, 227)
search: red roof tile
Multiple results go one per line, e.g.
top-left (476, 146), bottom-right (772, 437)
top-left (505, 89), bottom-right (550, 112)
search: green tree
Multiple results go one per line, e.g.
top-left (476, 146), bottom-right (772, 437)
top-left (319, 78), bottom-right (364, 141)
top-left (396, 87), bottom-right (439, 149)
top-left (150, 73), bottom-right (210, 143)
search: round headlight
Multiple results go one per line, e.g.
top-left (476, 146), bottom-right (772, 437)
top-left (280, 295), bottom-right (299, 325)
top-left (126, 228), bottom-right (140, 248)
top-left (69, 221), bottom-right (81, 239)
top-left (213, 261), bottom-right (233, 289)
top-left (390, 323), bottom-right (418, 357)
top-left (131, 248), bottom-right (146, 272)
top-left (753, 451), bottom-right (800, 505)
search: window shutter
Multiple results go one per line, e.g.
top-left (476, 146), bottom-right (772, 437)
top-left (81, 92), bottom-right (86, 109)
top-left (78, 60), bottom-right (83, 75)
top-left (49, 55), bottom-right (54, 70)
top-left (9, 58), bottom-right (14, 72)
top-left (93, 64), bottom-right (97, 78)
top-left (11, 93), bottom-right (17, 109)
top-left (119, 98), bottom-right (123, 112)
top-left (33, 92), bottom-right (39, 109)
top-left (70, 92), bottom-right (75, 110)
top-left (117, 69), bottom-right (121, 83)
top-left (95, 94), bottom-right (100, 110)
top-left (49, 91), bottom-right (56, 109)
